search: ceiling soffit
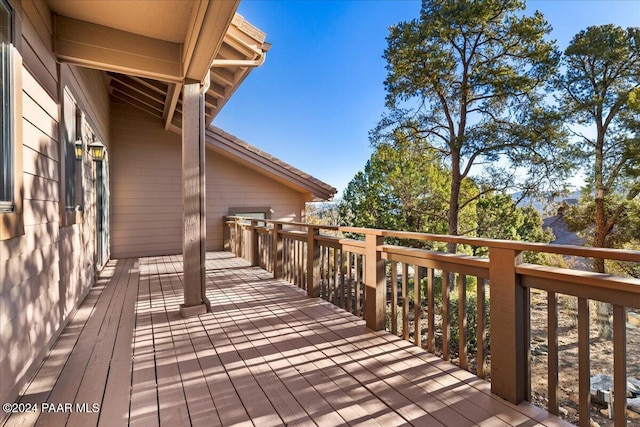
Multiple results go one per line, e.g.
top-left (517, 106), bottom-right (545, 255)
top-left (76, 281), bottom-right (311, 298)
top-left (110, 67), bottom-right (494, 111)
top-left (103, 13), bottom-right (268, 131)
top-left (48, 1), bottom-right (269, 126)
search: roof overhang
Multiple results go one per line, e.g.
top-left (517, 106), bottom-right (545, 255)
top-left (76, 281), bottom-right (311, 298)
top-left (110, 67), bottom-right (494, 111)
top-left (206, 127), bottom-right (337, 202)
top-left (47, 1), bottom-right (268, 128)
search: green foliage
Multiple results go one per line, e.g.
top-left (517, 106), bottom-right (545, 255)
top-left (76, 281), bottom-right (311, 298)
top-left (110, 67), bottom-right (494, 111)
top-left (448, 285), bottom-right (489, 356)
top-left (339, 131), bottom-right (476, 249)
top-left (417, 275), bottom-right (490, 356)
top-left (340, 145), bottom-right (555, 254)
top-left (473, 191), bottom-right (555, 263)
top-left (377, 0), bottom-right (567, 242)
top-left (565, 195), bottom-right (640, 277)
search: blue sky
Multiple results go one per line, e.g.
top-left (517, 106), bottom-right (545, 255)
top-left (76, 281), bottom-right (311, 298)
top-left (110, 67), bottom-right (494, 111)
top-left (213, 0), bottom-right (640, 198)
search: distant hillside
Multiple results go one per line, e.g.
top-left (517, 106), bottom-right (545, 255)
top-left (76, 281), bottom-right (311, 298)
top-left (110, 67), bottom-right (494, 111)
top-left (512, 190), bottom-right (582, 217)
top-left (542, 214), bottom-right (586, 246)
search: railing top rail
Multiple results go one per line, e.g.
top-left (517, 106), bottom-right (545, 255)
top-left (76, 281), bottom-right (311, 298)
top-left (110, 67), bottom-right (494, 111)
top-left (225, 217), bottom-right (640, 263)
top-left (226, 216), bottom-right (341, 231)
top-left (340, 227), bottom-right (640, 263)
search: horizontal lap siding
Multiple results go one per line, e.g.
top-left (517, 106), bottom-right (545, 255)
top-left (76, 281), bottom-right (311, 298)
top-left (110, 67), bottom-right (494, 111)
top-left (110, 102), bottom-right (305, 258)
top-left (0, 1), bottom-right (110, 414)
top-left (110, 102), bottom-right (183, 258)
top-left (0, 57), bottom-right (63, 409)
top-left (207, 157), bottom-right (303, 250)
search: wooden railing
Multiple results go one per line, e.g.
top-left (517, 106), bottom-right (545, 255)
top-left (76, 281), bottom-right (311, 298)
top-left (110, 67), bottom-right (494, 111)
top-left (224, 216), bottom-right (640, 427)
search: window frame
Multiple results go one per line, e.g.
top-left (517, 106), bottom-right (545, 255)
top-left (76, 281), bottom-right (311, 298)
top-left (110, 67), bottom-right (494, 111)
top-left (0, 0), bottom-right (13, 210)
top-left (0, 0), bottom-right (24, 241)
top-left (228, 207), bottom-right (272, 226)
top-left (61, 88), bottom-right (85, 226)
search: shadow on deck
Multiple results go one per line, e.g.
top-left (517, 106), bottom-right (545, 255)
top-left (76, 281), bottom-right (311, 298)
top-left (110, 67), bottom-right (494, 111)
top-left (3, 252), bottom-right (569, 427)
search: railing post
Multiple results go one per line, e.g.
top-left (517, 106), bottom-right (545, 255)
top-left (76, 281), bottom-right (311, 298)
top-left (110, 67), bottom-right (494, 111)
top-left (251, 219), bottom-right (259, 266)
top-left (307, 226), bottom-right (320, 297)
top-left (272, 223), bottom-right (283, 279)
top-left (234, 219), bottom-right (240, 257)
top-left (364, 232), bottom-right (385, 331)
top-left (223, 216), bottom-right (231, 252)
top-left (489, 247), bottom-right (529, 404)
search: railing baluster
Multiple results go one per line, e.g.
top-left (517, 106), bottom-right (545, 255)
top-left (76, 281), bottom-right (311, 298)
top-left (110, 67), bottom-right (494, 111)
top-left (361, 255), bottom-right (366, 319)
top-left (427, 268), bottom-right (435, 353)
top-left (442, 270), bottom-right (450, 361)
top-left (339, 249), bottom-right (345, 309)
top-left (547, 291), bottom-right (558, 415)
top-left (325, 246), bottom-right (330, 300)
top-left (402, 263), bottom-right (409, 341)
top-left (391, 261), bottom-right (398, 335)
top-left (347, 252), bottom-right (353, 314)
top-left (476, 277), bottom-right (486, 378)
top-left (355, 254), bottom-right (361, 317)
top-left (613, 305), bottom-right (627, 426)
top-left (298, 240), bottom-right (303, 288)
top-left (578, 297), bottom-right (590, 427)
top-left (333, 248), bottom-right (339, 306)
top-left (327, 247), bottom-right (332, 303)
top-left (414, 266), bottom-right (421, 347)
top-left (458, 273), bottom-right (467, 370)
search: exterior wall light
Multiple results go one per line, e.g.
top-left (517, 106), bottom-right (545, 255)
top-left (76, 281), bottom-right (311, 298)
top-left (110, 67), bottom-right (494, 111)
top-left (88, 140), bottom-right (105, 161)
top-left (74, 139), bottom-right (83, 160)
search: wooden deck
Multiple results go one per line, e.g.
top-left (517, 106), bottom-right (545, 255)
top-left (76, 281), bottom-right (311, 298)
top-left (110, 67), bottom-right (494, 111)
top-left (4, 252), bottom-right (570, 427)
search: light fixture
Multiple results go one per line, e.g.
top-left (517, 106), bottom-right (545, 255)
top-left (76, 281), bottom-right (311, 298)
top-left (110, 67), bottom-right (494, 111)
top-left (88, 140), bottom-right (106, 161)
top-left (74, 139), bottom-right (83, 160)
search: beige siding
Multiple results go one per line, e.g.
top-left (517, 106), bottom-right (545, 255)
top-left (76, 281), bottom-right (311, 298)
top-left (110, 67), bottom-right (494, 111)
top-left (0, 3), bottom-right (109, 411)
top-left (110, 101), bottom-right (305, 258)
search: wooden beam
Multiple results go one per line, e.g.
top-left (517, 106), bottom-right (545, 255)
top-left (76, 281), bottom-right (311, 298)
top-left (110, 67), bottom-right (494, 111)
top-left (128, 75), bottom-right (168, 96)
top-left (108, 74), bottom-right (166, 105)
top-left (111, 90), bottom-right (163, 118)
top-left (210, 67), bottom-right (235, 87)
top-left (110, 81), bottom-right (164, 112)
top-left (204, 93), bottom-right (218, 109)
top-left (164, 83), bottom-right (182, 131)
top-left (207, 80), bottom-right (226, 99)
top-left (184, 1), bottom-right (240, 81)
top-left (54, 15), bottom-right (182, 82)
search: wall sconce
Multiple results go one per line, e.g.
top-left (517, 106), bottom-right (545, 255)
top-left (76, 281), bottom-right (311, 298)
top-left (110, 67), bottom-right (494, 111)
top-left (88, 140), bottom-right (106, 161)
top-left (74, 139), bottom-right (83, 160)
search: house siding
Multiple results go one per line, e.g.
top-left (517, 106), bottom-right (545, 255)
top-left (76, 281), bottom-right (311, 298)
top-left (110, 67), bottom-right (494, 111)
top-left (0, 2), bottom-right (109, 412)
top-left (110, 101), bottom-right (305, 258)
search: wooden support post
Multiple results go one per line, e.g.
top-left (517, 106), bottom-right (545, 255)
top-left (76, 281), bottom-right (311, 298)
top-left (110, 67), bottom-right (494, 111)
top-left (489, 247), bottom-right (528, 404)
top-left (307, 227), bottom-right (320, 297)
top-left (272, 223), bottom-right (283, 279)
top-left (223, 217), bottom-right (231, 252)
top-left (364, 232), bottom-right (385, 331)
top-left (251, 220), bottom-right (259, 266)
top-left (234, 220), bottom-right (240, 257)
top-left (613, 305), bottom-right (627, 426)
top-left (180, 80), bottom-right (207, 318)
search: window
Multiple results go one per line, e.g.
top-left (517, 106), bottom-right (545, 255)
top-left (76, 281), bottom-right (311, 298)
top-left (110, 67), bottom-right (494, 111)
top-left (63, 90), bottom-right (84, 213)
top-left (228, 207), bottom-right (271, 226)
top-left (0, 0), bottom-right (12, 212)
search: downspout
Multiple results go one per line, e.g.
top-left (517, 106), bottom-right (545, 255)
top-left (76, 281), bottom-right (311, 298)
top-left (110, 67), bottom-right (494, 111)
top-left (200, 75), bottom-right (210, 311)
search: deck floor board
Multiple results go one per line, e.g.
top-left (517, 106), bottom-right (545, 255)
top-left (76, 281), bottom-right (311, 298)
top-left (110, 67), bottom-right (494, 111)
top-left (4, 252), bottom-right (572, 427)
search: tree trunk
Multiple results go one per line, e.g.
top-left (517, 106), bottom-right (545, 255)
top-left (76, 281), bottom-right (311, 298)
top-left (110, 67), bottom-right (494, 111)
top-left (593, 128), bottom-right (612, 339)
top-left (447, 151), bottom-right (461, 254)
top-left (446, 151), bottom-right (462, 293)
